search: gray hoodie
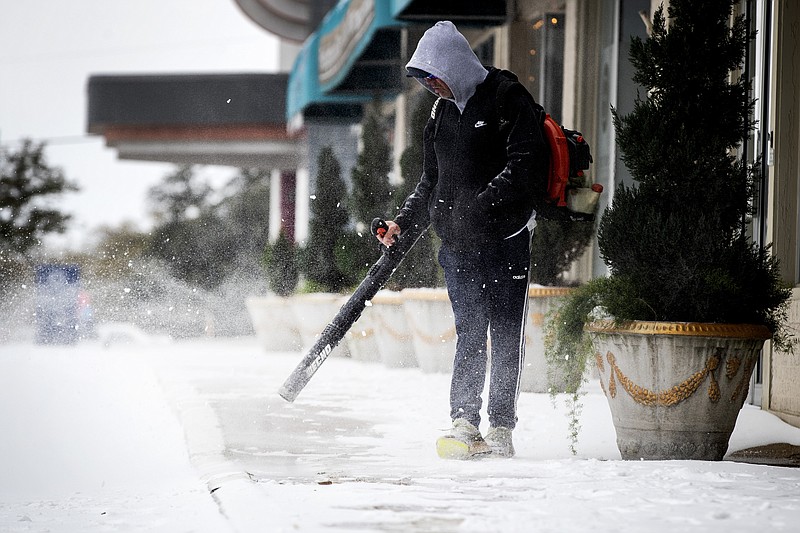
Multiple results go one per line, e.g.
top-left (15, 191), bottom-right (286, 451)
top-left (406, 21), bottom-right (488, 113)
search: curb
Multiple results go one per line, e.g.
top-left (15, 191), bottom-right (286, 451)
top-left (152, 364), bottom-right (274, 532)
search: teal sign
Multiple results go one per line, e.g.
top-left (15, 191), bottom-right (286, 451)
top-left (286, 0), bottom-right (403, 124)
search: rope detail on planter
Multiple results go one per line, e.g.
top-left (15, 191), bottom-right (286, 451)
top-left (595, 352), bottom-right (605, 373)
top-left (371, 313), bottom-right (412, 341)
top-left (403, 313), bottom-right (457, 344)
top-left (726, 356), bottom-right (741, 379)
top-left (603, 351), bottom-right (722, 406)
top-left (730, 356), bottom-right (755, 402)
top-left (347, 327), bottom-right (375, 339)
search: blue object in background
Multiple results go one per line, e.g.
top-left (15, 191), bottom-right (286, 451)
top-left (34, 264), bottom-right (81, 344)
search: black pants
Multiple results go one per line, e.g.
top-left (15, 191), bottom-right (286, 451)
top-left (438, 229), bottom-right (531, 430)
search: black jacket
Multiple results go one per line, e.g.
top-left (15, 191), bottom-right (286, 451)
top-left (395, 68), bottom-right (548, 250)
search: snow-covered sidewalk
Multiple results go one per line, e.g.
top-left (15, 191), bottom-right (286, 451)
top-left (2, 335), bottom-right (800, 532)
top-left (0, 339), bottom-right (228, 532)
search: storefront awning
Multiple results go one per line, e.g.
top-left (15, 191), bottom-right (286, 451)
top-left (391, 0), bottom-right (509, 24)
top-left (287, 0), bottom-right (403, 130)
top-left (88, 73), bottom-right (300, 167)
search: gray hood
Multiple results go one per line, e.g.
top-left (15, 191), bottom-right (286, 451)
top-left (406, 21), bottom-right (488, 113)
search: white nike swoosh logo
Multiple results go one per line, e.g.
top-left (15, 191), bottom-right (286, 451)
top-left (475, 121), bottom-right (487, 128)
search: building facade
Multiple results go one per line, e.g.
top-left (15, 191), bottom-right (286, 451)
top-left (87, 0), bottom-right (800, 426)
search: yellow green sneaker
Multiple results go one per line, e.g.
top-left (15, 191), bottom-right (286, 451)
top-left (436, 418), bottom-right (492, 460)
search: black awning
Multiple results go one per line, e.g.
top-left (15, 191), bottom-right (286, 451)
top-left (326, 28), bottom-right (403, 95)
top-left (87, 73), bottom-right (288, 131)
top-left (394, 0), bottom-right (509, 25)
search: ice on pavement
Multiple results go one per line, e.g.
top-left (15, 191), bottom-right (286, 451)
top-left (1, 334), bottom-right (800, 532)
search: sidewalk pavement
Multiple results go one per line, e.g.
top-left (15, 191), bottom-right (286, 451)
top-left (144, 336), bottom-right (800, 532)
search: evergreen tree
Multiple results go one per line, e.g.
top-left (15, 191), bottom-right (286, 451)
top-left (0, 139), bottom-right (78, 256)
top-left (301, 146), bottom-right (353, 292)
top-left (263, 229), bottom-right (298, 297)
top-left (148, 213), bottom-right (230, 290)
top-left (593, 0), bottom-right (789, 337)
top-left (146, 165), bottom-right (212, 224)
top-left (392, 92), bottom-right (433, 210)
top-left (145, 165), bottom-right (270, 290)
top-left (351, 100), bottom-right (392, 227)
top-left (146, 166), bottom-right (219, 288)
top-left (215, 167), bottom-right (271, 273)
top-left (388, 91), bottom-right (441, 289)
top-left (545, 0), bottom-right (793, 426)
top-left (345, 101), bottom-right (394, 280)
top-left (530, 218), bottom-right (594, 286)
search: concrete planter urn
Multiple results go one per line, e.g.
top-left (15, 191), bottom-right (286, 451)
top-left (288, 293), bottom-right (351, 358)
top-left (370, 290), bottom-right (418, 368)
top-left (245, 296), bottom-right (302, 352)
top-left (342, 294), bottom-right (381, 363)
top-left (586, 321), bottom-right (771, 461)
top-left (401, 288), bottom-right (455, 373)
top-left (521, 287), bottom-right (573, 393)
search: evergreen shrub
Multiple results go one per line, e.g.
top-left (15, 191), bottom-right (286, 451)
top-left (548, 0), bottom-right (794, 392)
top-left (263, 230), bottom-right (298, 297)
top-left (300, 146), bottom-right (353, 293)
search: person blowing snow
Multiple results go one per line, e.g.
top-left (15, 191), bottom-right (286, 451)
top-left (377, 21), bottom-right (549, 459)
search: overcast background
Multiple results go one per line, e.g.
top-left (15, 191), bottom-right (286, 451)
top-left (0, 0), bottom-right (280, 249)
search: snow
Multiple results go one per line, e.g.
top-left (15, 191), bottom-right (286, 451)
top-left (0, 340), bottom-right (227, 532)
top-left (1, 334), bottom-right (800, 532)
